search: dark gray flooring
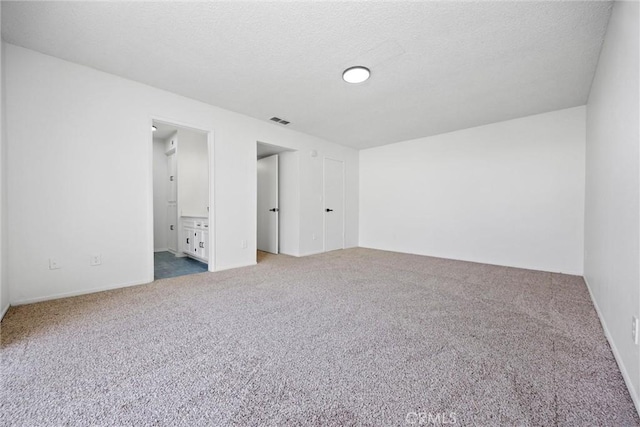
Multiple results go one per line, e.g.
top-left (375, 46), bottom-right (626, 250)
top-left (154, 251), bottom-right (207, 280)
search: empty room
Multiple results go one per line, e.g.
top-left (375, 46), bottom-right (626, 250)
top-left (0, 1), bottom-right (638, 426)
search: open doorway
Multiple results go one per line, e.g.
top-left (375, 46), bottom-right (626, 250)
top-left (153, 121), bottom-right (211, 280)
top-left (257, 142), bottom-right (296, 261)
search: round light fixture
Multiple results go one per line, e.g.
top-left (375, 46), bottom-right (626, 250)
top-left (152, 125), bottom-right (157, 132)
top-left (342, 66), bottom-right (370, 84)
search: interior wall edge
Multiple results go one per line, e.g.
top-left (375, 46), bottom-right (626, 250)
top-left (0, 302), bottom-right (8, 322)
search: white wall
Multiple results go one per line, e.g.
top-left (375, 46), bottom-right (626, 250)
top-left (152, 138), bottom-right (168, 251)
top-left (360, 107), bottom-right (586, 274)
top-left (5, 43), bottom-right (358, 304)
top-left (585, 0), bottom-right (639, 412)
top-left (279, 151), bottom-right (301, 256)
top-left (177, 128), bottom-right (208, 217)
top-left (0, 5), bottom-right (8, 320)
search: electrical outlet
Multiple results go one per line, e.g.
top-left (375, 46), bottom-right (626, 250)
top-left (49, 258), bottom-right (60, 270)
top-left (632, 316), bottom-right (639, 345)
top-left (312, 233), bottom-right (317, 241)
top-left (241, 240), bottom-right (248, 249)
top-left (90, 254), bottom-right (102, 266)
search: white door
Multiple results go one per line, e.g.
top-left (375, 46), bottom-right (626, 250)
top-left (324, 158), bottom-right (344, 252)
top-left (167, 152), bottom-right (177, 203)
top-left (257, 154), bottom-right (279, 254)
top-left (167, 203), bottom-right (177, 252)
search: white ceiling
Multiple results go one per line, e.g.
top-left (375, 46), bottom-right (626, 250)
top-left (2, 1), bottom-right (612, 150)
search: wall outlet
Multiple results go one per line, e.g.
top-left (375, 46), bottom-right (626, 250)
top-left (49, 258), bottom-right (60, 270)
top-left (633, 316), bottom-right (639, 345)
top-left (90, 254), bottom-right (102, 266)
top-left (312, 233), bottom-right (317, 241)
top-left (241, 240), bottom-right (248, 249)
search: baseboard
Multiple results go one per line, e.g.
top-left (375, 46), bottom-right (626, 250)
top-left (0, 302), bottom-right (9, 321)
top-left (298, 250), bottom-right (324, 257)
top-left (357, 245), bottom-right (583, 276)
top-left (583, 277), bottom-right (640, 416)
top-left (153, 248), bottom-right (168, 253)
top-left (214, 261), bottom-right (256, 272)
top-left (279, 250), bottom-right (300, 257)
top-left (11, 278), bottom-right (151, 306)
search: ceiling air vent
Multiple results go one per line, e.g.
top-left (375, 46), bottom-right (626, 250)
top-left (269, 117), bottom-right (291, 126)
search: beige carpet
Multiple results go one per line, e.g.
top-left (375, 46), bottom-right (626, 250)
top-left (1, 248), bottom-right (638, 426)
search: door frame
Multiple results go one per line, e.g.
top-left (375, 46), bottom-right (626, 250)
top-left (148, 116), bottom-right (215, 282)
top-left (322, 156), bottom-right (345, 252)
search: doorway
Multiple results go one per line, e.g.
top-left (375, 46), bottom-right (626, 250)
top-left (257, 154), bottom-right (279, 254)
top-left (256, 142), bottom-right (296, 260)
top-left (152, 120), bottom-right (211, 280)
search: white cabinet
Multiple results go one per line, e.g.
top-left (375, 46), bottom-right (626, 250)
top-left (167, 152), bottom-right (177, 203)
top-left (165, 136), bottom-right (177, 153)
top-left (165, 147), bottom-right (178, 254)
top-left (182, 217), bottom-right (209, 263)
top-left (167, 203), bottom-right (178, 252)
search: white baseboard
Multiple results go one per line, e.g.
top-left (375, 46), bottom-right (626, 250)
top-left (11, 278), bottom-right (151, 306)
top-left (153, 248), bottom-right (168, 252)
top-left (278, 250), bottom-right (300, 257)
top-left (0, 303), bottom-right (10, 321)
top-left (298, 250), bottom-right (324, 257)
top-left (357, 245), bottom-right (583, 275)
top-left (583, 277), bottom-right (640, 416)
top-left (214, 261), bottom-right (256, 272)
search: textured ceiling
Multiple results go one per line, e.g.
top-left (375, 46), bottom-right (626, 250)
top-left (2, 1), bottom-right (612, 149)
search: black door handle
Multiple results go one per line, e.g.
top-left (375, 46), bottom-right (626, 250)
top-left (269, 208), bottom-right (279, 212)
top-left (325, 208), bottom-right (333, 212)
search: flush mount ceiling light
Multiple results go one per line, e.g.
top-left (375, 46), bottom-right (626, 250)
top-left (342, 66), bottom-right (370, 84)
top-left (152, 125), bottom-right (157, 131)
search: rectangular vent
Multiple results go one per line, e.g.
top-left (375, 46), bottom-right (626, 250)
top-left (268, 117), bottom-right (291, 126)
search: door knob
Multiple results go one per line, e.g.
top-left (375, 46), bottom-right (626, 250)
top-left (325, 208), bottom-right (333, 212)
top-left (269, 208), bottom-right (279, 212)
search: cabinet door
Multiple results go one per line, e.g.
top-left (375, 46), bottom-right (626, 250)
top-left (194, 230), bottom-right (208, 261)
top-left (183, 227), bottom-right (194, 254)
top-left (200, 231), bottom-right (208, 262)
top-left (167, 203), bottom-right (177, 252)
top-left (192, 230), bottom-right (201, 257)
top-left (167, 153), bottom-right (177, 203)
